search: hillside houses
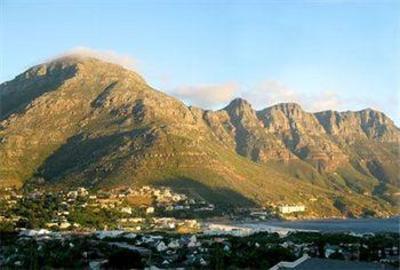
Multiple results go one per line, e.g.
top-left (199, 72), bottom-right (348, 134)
top-left (0, 185), bottom-right (207, 232)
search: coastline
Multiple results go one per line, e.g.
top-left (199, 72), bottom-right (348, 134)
top-left (231, 216), bottom-right (400, 234)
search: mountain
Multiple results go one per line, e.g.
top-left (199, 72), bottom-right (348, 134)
top-left (1, 56), bottom-right (399, 217)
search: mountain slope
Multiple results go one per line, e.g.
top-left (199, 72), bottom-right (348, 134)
top-left (0, 56), bottom-right (398, 217)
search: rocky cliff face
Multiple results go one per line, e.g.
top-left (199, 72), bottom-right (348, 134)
top-left (315, 109), bottom-right (399, 142)
top-left (0, 56), bottom-right (399, 216)
top-left (256, 103), bottom-right (348, 171)
top-left (205, 100), bottom-right (399, 177)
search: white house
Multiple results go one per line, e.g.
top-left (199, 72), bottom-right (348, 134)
top-left (278, 205), bottom-right (305, 214)
top-left (156, 241), bottom-right (168, 252)
top-left (120, 207), bottom-right (132, 214)
top-left (146, 207), bottom-right (155, 214)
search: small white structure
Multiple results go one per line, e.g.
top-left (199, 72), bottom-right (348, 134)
top-left (146, 207), bottom-right (155, 214)
top-left (278, 205), bottom-right (305, 214)
top-left (124, 233), bottom-right (137, 239)
top-left (168, 240), bottom-right (180, 249)
top-left (129, 217), bottom-right (145, 223)
top-left (199, 257), bottom-right (207, 266)
top-left (120, 207), bottom-right (132, 214)
top-left (59, 222), bottom-right (71, 230)
top-left (96, 230), bottom-right (125, 240)
top-left (19, 229), bottom-right (51, 237)
top-left (156, 241), bottom-right (168, 252)
top-left (187, 235), bottom-right (200, 248)
top-left (204, 224), bottom-right (253, 237)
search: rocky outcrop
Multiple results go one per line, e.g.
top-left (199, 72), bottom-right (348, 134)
top-left (315, 109), bottom-right (399, 142)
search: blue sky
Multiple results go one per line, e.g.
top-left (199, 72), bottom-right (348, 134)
top-left (1, 0), bottom-right (399, 123)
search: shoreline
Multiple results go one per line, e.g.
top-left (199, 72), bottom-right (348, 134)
top-left (204, 215), bottom-right (399, 225)
top-left (228, 216), bottom-right (400, 234)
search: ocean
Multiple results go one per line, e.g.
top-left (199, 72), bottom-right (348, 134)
top-left (239, 217), bottom-right (399, 234)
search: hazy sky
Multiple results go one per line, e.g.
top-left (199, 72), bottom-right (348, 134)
top-left (1, 0), bottom-right (399, 123)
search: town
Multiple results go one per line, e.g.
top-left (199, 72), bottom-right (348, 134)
top-left (1, 223), bottom-right (398, 269)
top-left (0, 186), bottom-right (399, 269)
top-left (0, 186), bottom-right (307, 232)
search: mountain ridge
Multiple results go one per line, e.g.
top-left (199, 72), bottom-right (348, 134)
top-left (1, 56), bottom-right (399, 217)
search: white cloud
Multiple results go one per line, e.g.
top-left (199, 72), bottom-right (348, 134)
top-left (167, 80), bottom-right (345, 112)
top-left (53, 46), bottom-right (137, 70)
top-left (170, 82), bottom-right (239, 109)
top-left (246, 80), bottom-right (299, 106)
top-left (244, 80), bottom-right (344, 112)
top-left (308, 91), bottom-right (343, 112)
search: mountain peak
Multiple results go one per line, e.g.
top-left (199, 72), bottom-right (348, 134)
top-left (257, 102), bottom-right (305, 120)
top-left (12, 56), bottom-right (110, 83)
top-left (357, 107), bottom-right (388, 118)
top-left (42, 55), bottom-right (125, 71)
top-left (0, 56), bottom-right (146, 120)
top-left (224, 97), bottom-right (252, 111)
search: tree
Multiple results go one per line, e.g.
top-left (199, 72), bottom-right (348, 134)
top-left (107, 249), bottom-right (144, 269)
